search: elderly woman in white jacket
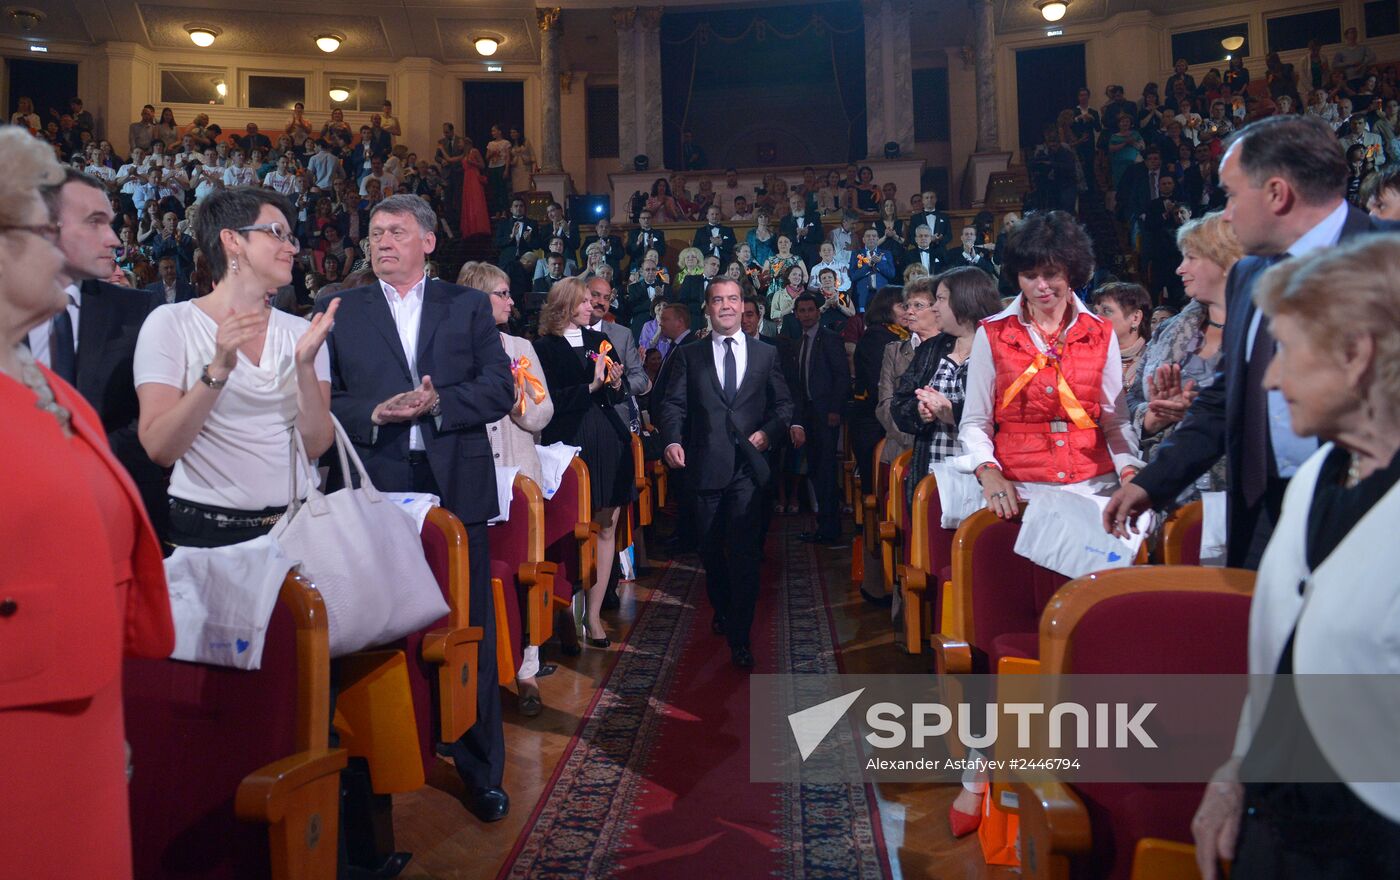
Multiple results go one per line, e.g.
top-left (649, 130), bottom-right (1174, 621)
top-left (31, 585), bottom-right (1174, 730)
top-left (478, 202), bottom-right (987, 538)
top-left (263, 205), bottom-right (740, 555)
top-left (458, 261), bottom-right (556, 716)
top-left (1190, 238), bottom-right (1400, 879)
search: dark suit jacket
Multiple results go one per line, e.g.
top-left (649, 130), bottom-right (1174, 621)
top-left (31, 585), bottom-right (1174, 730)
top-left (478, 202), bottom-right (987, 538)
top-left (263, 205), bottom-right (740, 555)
top-left (144, 280), bottom-right (197, 304)
top-left (904, 245), bottom-right (945, 275)
top-left (651, 330), bottom-right (702, 412)
top-left (779, 213), bottom-right (824, 266)
top-left (531, 329), bottom-right (629, 447)
top-left (780, 325), bottom-right (850, 422)
top-left (943, 248), bottom-right (998, 277)
top-left (536, 220), bottom-right (579, 257)
top-left (625, 280), bottom-right (669, 338)
top-left (657, 333), bottom-right (794, 490)
top-left (317, 279), bottom-right (514, 525)
top-left (582, 233), bottom-right (624, 271)
top-left (1133, 205), bottom-right (1378, 567)
top-left (676, 274), bottom-right (718, 324)
top-left (75, 281), bottom-right (164, 494)
top-left (691, 223), bottom-right (737, 262)
top-left (626, 228), bottom-right (667, 267)
top-left (910, 210), bottom-right (952, 247)
top-left (493, 215), bottom-right (539, 268)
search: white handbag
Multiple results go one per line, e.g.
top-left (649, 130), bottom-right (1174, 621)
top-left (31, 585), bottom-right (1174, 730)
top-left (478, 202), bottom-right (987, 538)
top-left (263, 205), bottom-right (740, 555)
top-left (271, 417), bottom-right (449, 657)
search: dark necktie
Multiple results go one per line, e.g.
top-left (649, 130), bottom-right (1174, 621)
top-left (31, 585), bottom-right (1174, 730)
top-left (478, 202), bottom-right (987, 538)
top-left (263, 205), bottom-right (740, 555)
top-left (723, 338), bottom-right (737, 404)
top-left (1241, 254), bottom-right (1288, 505)
top-left (798, 332), bottom-right (811, 401)
top-left (50, 294), bottom-right (76, 384)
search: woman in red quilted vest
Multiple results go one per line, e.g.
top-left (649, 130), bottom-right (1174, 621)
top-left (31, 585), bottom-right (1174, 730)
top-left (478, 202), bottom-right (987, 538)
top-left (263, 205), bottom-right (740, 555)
top-left (961, 210), bottom-right (1144, 520)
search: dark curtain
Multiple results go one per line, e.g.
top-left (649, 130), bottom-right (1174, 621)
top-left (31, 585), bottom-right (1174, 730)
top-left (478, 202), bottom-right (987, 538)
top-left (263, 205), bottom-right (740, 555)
top-left (462, 80), bottom-right (524, 155)
top-left (7, 59), bottom-right (78, 124)
top-left (660, 2), bottom-right (864, 169)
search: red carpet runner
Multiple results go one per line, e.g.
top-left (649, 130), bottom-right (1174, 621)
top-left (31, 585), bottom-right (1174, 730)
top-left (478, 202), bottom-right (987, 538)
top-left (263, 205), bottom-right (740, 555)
top-left (497, 518), bottom-right (890, 878)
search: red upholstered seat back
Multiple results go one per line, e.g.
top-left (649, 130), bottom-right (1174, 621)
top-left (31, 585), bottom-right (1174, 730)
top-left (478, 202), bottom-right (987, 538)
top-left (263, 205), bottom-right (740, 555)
top-left (1178, 519), bottom-right (1202, 566)
top-left (925, 483), bottom-right (957, 581)
top-left (1066, 590), bottom-right (1251, 880)
top-left (492, 481), bottom-right (531, 573)
top-left (969, 518), bottom-right (1067, 668)
top-left (124, 599), bottom-right (302, 879)
top-left (877, 460), bottom-right (890, 509)
top-left (403, 522), bottom-right (455, 766)
top-left (544, 462), bottom-right (589, 604)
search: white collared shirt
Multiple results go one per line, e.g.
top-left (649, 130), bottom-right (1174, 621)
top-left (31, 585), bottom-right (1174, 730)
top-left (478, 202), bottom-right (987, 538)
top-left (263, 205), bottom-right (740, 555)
top-left (960, 293), bottom-right (1143, 477)
top-left (710, 328), bottom-right (747, 393)
top-left (380, 274), bottom-right (428, 451)
top-left (27, 283), bottom-right (81, 366)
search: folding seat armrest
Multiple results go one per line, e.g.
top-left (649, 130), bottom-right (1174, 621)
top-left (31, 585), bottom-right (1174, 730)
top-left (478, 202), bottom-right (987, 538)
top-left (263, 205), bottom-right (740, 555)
top-left (931, 634), bottom-right (973, 675)
top-left (236, 748), bottom-right (349, 880)
top-left (421, 623), bottom-right (484, 742)
top-left (1008, 776), bottom-right (1091, 880)
top-left (997, 657), bottom-right (1041, 675)
top-left (899, 564), bottom-right (929, 655)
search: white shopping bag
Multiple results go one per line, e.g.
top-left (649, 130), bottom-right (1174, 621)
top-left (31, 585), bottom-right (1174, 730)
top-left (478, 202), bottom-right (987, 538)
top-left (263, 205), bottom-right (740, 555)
top-left (535, 442), bottom-right (581, 499)
top-left (164, 535), bottom-right (295, 669)
top-left (382, 492), bottom-right (441, 532)
top-left (930, 459), bottom-right (988, 529)
top-left (1200, 491), bottom-right (1227, 567)
top-left (1013, 486), bottom-right (1153, 579)
top-left (487, 466), bottom-right (520, 525)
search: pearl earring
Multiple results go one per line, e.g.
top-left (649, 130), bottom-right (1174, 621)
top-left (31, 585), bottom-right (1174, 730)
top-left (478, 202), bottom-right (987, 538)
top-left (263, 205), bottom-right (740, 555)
top-left (230, 256), bottom-right (240, 273)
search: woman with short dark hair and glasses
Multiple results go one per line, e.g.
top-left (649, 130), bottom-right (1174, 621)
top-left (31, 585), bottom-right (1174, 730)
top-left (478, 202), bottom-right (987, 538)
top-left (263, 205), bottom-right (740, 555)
top-left (134, 187), bottom-right (339, 548)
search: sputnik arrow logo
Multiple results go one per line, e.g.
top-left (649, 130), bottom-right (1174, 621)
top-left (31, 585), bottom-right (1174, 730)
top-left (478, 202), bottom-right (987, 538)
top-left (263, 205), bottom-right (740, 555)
top-left (787, 688), bottom-right (865, 761)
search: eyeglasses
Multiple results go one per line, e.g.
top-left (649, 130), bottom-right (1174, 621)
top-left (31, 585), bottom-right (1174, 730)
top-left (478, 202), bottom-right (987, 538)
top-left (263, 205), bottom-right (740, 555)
top-left (905, 301), bottom-right (935, 312)
top-left (0, 222), bottom-right (62, 243)
top-left (489, 287), bottom-right (512, 300)
top-left (236, 221), bottom-right (299, 251)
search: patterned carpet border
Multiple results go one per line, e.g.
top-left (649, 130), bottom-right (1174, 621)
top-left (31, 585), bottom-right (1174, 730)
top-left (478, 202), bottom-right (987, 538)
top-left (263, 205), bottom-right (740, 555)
top-left (496, 558), bottom-right (701, 879)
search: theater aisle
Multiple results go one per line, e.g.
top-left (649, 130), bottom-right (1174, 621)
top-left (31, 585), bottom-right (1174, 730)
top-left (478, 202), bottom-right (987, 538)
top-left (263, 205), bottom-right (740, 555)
top-left (394, 516), bottom-right (1001, 879)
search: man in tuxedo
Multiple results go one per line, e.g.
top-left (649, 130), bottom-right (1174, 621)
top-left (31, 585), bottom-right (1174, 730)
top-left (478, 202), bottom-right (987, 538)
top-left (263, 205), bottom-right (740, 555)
top-left (625, 259), bottom-right (669, 340)
top-left (911, 189), bottom-right (951, 250)
top-left (784, 293), bottom-right (850, 545)
top-left (493, 197), bottom-right (539, 269)
top-left (691, 203), bottom-right (736, 265)
top-left (944, 226), bottom-right (998, 277)
top-left (676, 254), bottom-right (721, 326)
top-left (849, 227), bottom-right (896, 312)
top-left (316, 195), bottom-right (515, 822)
top-left (779, 192), bottom-right (824, 267)
top-left (1106, 115), bottom-right (1380, 569)
top-left (581, 217), bottom-right (624, 274)
top-left (905, 225), bottom-right (945, 275)
top-left (659, 279), bottom-right (793, 668)
top-left (145, 255), bottom-right (197, 304)
top-left (536, 201), bottom-right (578, 259)
top-left (625, 209), bottom-right (666, 269)
top-left (36, 169), bottom-right (167, 536)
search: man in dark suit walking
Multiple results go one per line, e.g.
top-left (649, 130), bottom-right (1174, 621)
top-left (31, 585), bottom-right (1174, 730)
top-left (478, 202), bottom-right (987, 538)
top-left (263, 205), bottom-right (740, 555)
top-left (1106, 115), bottom-right (1379, 569)
top-left (784, 293), bottom-right (850, 545)
top-left (493, 197), bottom-right (539, 269)
top-left (659, 279), bottom-right (794, 668)
top-left (37, 169), bottom-right (167, 536)
top-left (316, 195), bottom-right (516, 822)
top-left (145, 255), bottom-right (198, 304)
top-left (691, 203), bottom-right (737, 265)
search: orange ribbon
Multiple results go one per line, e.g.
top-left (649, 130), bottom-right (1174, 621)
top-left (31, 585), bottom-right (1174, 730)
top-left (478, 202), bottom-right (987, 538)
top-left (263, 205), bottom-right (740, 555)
top-left (511, 356), bottom-right (547, 415)
top-left (998, 349), bottom-right (1097, 430)
top-left (597, 338), bottom-right (614, 363)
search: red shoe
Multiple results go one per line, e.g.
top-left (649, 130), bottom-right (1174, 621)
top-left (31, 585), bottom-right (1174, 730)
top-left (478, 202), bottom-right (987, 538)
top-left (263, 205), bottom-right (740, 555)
top-left (949, 801), bottom-right (982, 838)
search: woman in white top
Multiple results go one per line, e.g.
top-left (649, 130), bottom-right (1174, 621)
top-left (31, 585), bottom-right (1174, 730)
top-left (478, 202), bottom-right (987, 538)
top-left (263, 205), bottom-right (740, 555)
top-left (134, 187), bottom-right (338, 548)
top-left (1185, 238), bottom-right (1400, 880)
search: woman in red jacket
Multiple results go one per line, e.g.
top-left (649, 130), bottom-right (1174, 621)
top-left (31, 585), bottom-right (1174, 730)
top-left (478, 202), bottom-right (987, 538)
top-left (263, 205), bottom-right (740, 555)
top-left (0, 127), bottom-right (175, 878)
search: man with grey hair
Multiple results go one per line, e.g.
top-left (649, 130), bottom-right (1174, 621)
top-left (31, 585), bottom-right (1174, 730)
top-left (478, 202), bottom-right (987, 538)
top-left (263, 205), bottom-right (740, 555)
top-left (315, 193), bottom-right (516, 828)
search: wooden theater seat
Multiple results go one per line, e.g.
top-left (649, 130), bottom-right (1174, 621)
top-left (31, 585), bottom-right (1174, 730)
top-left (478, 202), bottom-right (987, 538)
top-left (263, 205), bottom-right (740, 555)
top-left (544, 456), bottom-right (598, 614)
top-left (1160, 500), bottom-right (1203, 566)
top-left (125, 571), bottom-right (346, 880)
top-left (860, 438), bottom-right (888, 570)
top-left (632, 434), bottom-right (653, 527)
top-left (879, 449), bottom-right (913, 592)
top-left (490, 474), bottom-right (558, 686)
top-left (896, 472), bottom-right (957, 655)
top-left (1011, 566), bottom-right (1254, 880)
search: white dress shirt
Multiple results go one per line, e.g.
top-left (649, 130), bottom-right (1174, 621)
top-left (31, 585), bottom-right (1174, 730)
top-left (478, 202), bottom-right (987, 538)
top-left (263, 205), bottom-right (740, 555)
top-left (222, 165), bottom-right (256, 187)
top-left (710, 328), bottom-right (748, 391)
top-left (960, 293), bottom-right (1143, 478)
top-left (27, 284), bottom-right (81, 366)
top-left (380, 275), bottom-right (428, 451)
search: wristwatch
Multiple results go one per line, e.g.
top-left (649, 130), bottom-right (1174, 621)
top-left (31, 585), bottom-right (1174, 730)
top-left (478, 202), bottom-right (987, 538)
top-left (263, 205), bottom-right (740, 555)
top-left (428, 395), bottom-right (442, 418)
top-left (200, 364), bottom-right (228, 390)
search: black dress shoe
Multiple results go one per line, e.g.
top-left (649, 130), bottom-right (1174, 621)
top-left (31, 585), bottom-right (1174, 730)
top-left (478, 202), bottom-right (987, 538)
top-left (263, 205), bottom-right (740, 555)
top-left (465, 787), bottom-right (510, 823)
top-left (731, 646), bottom-right (755, 669)
top-left (585, 635), bottom-right (611, 649)
top-left (860, 589), bottom-right (894, 608)
top-left (711, 615), bottom-right (727, 635)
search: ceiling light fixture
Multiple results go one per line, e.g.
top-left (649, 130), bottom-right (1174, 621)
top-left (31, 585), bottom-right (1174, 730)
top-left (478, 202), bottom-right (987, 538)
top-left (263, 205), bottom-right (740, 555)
top-left (316, 32), bottom-right (344, 53)
top-left (186, 25), bottom-right (220, 47)
top-left (1221, 35), bottom-right (1245, 52)
top-left (475, 36), bottom-right (500, 56)
top-left (8, 8), bottom-right (44, 31)
top-left (328, 87), bottom-right (351, 103)
top-left (1036, 0), bottom-right (1068, 23)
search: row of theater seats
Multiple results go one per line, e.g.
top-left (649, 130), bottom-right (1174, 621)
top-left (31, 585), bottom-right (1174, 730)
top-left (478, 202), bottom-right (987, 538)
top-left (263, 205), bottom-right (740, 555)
top-left (122, 437), bottom-right (654, 879)
top-left (847, 438), bottom-right (1250, 880)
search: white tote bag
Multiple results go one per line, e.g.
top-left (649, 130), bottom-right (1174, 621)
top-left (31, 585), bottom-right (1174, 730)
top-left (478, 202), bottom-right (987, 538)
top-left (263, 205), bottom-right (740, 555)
top-left (1013, 485), bottom-right (1153, 579)
top-left (271, 418), bottom-right (449, 657)
top-left (929, 460), bottom-right (988, 529)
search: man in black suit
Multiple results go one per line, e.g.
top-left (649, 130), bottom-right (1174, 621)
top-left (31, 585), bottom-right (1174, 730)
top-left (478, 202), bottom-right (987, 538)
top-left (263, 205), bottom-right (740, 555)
top-left (911, 189), bottom-right (952, 251)
top-left (650, 303), bottom-right (703, 553)
top-left (581, 217), bottom-right (624, 274)
top-left (1106, 115), bottom-right (1379, 570)
top-left (944, 226), bottom-right (998, 277)
top-left (625, 259), bottom-right (669, 340)
top-left (626, 209), bottom-right (666, 270)
top-left (316, 195), bottom-right (516, 822)
top-left (783, 293), bottom-right (850, 545)
top-left (1117, 148), bottom-right (1164, 226)
top-left (779, 192), bottom-right (825, 267)
top-left (493, 197), bottom-right (539, 269)
top-left (36, 169), bottom-right (167, 537)
top-left (145, 255), bottom-right (198, 304)
top-left (904, 225), bottom-right (945, 276)
top-left (1142, 175), bottom-right (1188, 305)
top-left (676, 254), bottom-right (721, 326)
top-left (659, 279), bottom-right (794, 668)
top-left (535, 201), bottom-right (578, 259)
top-left (691, 203), bottom-right (737, 265)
